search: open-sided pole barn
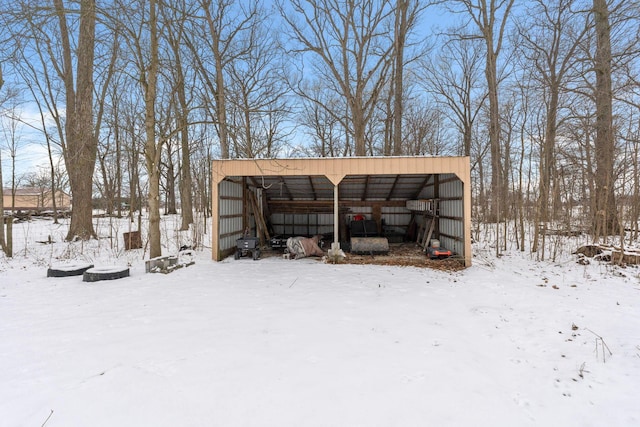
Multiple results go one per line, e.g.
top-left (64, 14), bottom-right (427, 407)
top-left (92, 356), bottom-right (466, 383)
top-left (211, 156), bottom-right (472, 266)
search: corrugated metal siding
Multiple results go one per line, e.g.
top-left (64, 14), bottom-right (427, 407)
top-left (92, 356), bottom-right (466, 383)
top-left (219, 178), bottom-right (244, 252)
top-left (381, 207), bottom-right (412, 226)
top-left (270, 207), bottom-right (412, 236)
top-left (439, 175), bottom-right (461, 195)
top-left (438, 177), bottom-right (464, 256)
top-left (439, 218), bottom-right (463, 254)
top-left (270, 213), bottom-right (334, 236)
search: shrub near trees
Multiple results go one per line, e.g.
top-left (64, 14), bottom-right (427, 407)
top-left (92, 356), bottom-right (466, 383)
top-left (0, 0), bottom-right (638, 259)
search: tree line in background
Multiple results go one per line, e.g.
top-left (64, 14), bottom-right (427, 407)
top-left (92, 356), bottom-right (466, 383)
top-left (0, 0), bottom-right (638, 259)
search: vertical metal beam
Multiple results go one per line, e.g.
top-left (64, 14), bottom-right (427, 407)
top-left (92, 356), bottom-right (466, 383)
top-left (333, 183), bottom-right (339, 246)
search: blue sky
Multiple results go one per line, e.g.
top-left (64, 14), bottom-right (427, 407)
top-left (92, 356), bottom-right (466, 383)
top-left (0, 1), bottom-right (460, 187)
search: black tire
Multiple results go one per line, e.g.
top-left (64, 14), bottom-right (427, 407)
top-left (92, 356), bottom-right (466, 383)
top-left (253, 249), bottom-right (261, 260)
top-left (234, 251), bottom-right (240, 260)
top-left (47, 263), bottom-right (94, 277)
top-left (83, 266), bottom-right (130, 282)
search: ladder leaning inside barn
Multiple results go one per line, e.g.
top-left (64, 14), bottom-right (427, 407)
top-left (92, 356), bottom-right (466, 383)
top-left (409, 199), bottom-right (438, 252)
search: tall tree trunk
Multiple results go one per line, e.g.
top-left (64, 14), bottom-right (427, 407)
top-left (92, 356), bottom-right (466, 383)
top-left (46, 134), bottom-right (60, 224)
top-left (533, 86), bottom-right (559, 254)
top-left (352, 102), bottom-right (366, 156)
top-left (115, 108), bottom-right (122, 218)
top-left (98, 153), bottom-right (114, 214)
top-left (203, 3), bottom-right (231, 159)
top-left (165, 147), bottom-right (177, 215)
top-left (392, 0), bottom-right (408, 156)
top-left (592, 0), bottom-right (619, 239)
top-left (176, 75), bottom-right (193, 228)
top-left (486, 48), bottom-right (504, 223)
top-left (128, 138), bottom-right (139, 220)
top-left (55, 0), bottom-right (97, 240)
top-left (460, 0), bottom-right (514, 222)
top-left (179, 125), bottom-right (194, 228)
top-left (144, 0), bottom-right (162, 258)
top-left (162, 0), bottom-right (194, 228)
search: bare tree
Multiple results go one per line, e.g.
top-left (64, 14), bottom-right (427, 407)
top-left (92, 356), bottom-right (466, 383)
top-left (298, 84), bottom-right (347, 157)
top-left (162, 0), bottom-right (195, 228)
top-left (35, 95), bottom-right (63, 224)
top-left (119, 91), bottom-right (146, 223)
top-left (52, 0), bottom-right (99, 240)
top-left (112, 0), bottom-right (172, 256)
top-left (104, 81), bottom-right (124, 218)
top-left (9, 9), bottom-right (68, 226)
top-left (162, 140), bottom-right (179, 215)
top-left (186, 0), bottom-right (260, 159)
top-left (279, 0), bottom-right (395, 156)
top-left (1, 106), bottom-right (24, 213)
top-left (226, 14), bottom-right (290, 158)
top-left (390, 0), bottom-right (424, 155)
top-left (402, 101), bottom-right (453, 155)
top-left (618, 104), bottom-right (640, 242)
top-left (6, 0), bottom-right (100, 239)
top-left (96, 131), bottom-right (119, 215)
top-left (447, 0), bottom-right (515, 222)
top-left (591, 0), bottom-right (619, 238)
top-left (516, 0), bottom-right (589, 253)
top-left (142, 0), bottom-right (162, 257)
top-left (420, 34), bottom-right (486, 157)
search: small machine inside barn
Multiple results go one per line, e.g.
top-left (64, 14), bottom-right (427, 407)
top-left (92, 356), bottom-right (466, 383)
top-left (234, 234), bottom-right (261, 260)
top-left (349, 218), bottom-right (390, 255)
top-left (211, 157), bottom-right (472, 267)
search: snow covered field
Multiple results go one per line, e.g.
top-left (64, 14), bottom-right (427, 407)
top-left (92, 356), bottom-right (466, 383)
top-left (1, 216), bottom-right (639, 426)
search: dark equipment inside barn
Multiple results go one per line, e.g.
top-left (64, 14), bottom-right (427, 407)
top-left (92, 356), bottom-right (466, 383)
top-left (349, 219), bottom-right (390, 255)
top-left (235, 235), bottom-right (261, 260)
top-left (269, 235), bottom-right (288, 250)
top-left (426, 239), bottom-right (452, 259)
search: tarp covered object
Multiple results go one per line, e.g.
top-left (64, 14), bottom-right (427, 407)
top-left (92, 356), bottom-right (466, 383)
top-left (286, 236), bottom-right (324, 259)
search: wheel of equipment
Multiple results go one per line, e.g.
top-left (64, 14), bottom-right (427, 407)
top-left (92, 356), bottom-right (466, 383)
top-left (234, 251), bottom-right (240, 260)
top-left (253, 249), bottom-right (261, 260)
top-left (83, 266), bottom-right (130, 282)
top-left (47, 263), bottom-right (94, 277)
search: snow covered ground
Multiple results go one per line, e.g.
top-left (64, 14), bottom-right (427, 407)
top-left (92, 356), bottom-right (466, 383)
top-left (1, 215), bottom-right (639, 426)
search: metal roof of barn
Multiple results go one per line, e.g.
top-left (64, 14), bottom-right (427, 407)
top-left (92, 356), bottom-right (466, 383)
top-left (212, 156), bottom-right (470, 202)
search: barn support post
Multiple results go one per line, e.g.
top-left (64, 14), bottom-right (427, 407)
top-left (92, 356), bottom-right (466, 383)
top-left (325, 175), bottom-right (345, 257)
top-left (332, 183), bottom-right (339, 251)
